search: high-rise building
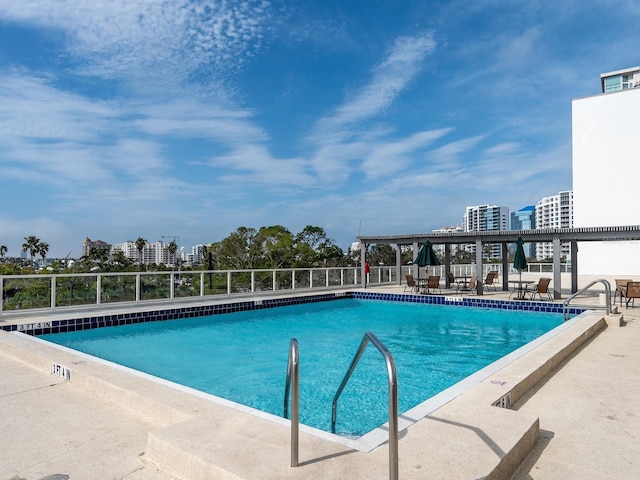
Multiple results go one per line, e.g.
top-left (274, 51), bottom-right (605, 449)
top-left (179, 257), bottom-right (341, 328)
top-left (463, 205), bottom-right (509, 258)
top-left (573, 66), bottom-right (640, 274)
top-left (510, 206), bottom-right (536, 258)
top-left (432, 225), bottom-right (464, 256)
top-left (82, 237), bottom-right (112, 257)
top-left (534, 191), bottom-right (573, 260)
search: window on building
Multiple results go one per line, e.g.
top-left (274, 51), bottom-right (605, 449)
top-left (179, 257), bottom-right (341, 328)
top-left (604, 75), bottom-right (631, 93)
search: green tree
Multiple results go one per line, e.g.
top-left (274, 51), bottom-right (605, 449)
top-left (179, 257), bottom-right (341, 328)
top-left (37, 242), bottom-right (49, 266)
top-left (135, 237), bottom-right (147, 270)
top-left (294, 225), bottom-right (344, 267)
top-left (367, 244), bottom-right (397, 267)
top-left (109, 250), bottom-right (134, 270)
top-left (168, 241), bottom-right (178, 267)
top-left (22, 235), bottom-right (40, 267)
top-left (210, 227), bottom-right (259, 270)
top-left (0, 245), bottom-right (7, 261)
top-left (256, 225), bottom-right (295, 268)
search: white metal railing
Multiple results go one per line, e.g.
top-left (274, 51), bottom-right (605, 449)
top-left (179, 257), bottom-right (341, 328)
top-left (0, 263), bottom-right (570, 315)
top-left (0, 267), bottom-right (369, 315)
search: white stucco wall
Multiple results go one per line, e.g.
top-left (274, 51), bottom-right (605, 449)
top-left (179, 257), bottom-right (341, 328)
top-left (572, 88), bottom-right (640, 275)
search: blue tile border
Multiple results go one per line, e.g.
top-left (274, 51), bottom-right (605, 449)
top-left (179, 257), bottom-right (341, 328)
top-left (2, 291), bottom-right (583, 336)
top-left (350, 291), bottom-right (583, 316)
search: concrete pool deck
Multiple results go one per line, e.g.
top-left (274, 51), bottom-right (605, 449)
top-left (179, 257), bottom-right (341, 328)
top-left (0, 285), bottom-right (638, 479)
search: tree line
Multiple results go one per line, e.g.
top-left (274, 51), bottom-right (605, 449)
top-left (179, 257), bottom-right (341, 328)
top-left (0, 226), bottom-right (361, 274)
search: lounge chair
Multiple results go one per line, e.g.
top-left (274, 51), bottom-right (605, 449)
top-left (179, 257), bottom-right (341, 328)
top-left (528, 277), bottom-right (553, 301)
top-left (482, 271), bottom-right (498, 291)
top-left (623, 281), bottom-right (640, 308)
top-left (614, 279), bottom-right (632, 305)
top-left (423, 275), bottom-right (441, 294)
top-left (404, 274), bottom-right (419, 294)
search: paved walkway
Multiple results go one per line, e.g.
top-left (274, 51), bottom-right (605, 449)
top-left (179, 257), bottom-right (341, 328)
top-left (0, 288), bottom-right (638, 479)
top-left (511, 309), bottom-right (639, 479)
top-left (0, 349), bottom-right (176, 480)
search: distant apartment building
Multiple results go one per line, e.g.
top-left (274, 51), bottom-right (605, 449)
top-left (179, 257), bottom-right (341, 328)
top-left (82, 237), bottom-right (112, 256)
top-left (432, 225), bottom-right (464, 256)
top-left (111, 240), bottom-right (138, 261)
top-left (111, 239), bottom-right (179, 266)
top-left (186, 244), bottom-right (206, 265)
top-left (463, 205), bottom-right (509, 258)
top-left (573, 66), bottom-right (640, 275)
top-left (534, 191), bottom-right (573, 260)
top-left (510, 206), bottom-right (536, 258)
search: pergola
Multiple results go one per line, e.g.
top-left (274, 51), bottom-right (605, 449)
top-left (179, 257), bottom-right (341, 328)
top-left (358, 226), bottom-right (640, 299)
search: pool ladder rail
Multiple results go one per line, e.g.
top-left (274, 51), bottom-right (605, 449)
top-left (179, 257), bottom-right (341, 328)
top-left (284, 332), bottom-right (399, 480)
top-left (562, 278), bottom-right (612, 321)
top-left (283, 338), bottom-right (299, 467)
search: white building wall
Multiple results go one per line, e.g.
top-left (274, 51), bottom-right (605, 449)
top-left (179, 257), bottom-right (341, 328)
top-left (572, 87), bottom-right (640, 275)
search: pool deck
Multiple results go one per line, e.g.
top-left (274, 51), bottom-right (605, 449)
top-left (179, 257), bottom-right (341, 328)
top-left (1, 283), bottom-right (638, 479)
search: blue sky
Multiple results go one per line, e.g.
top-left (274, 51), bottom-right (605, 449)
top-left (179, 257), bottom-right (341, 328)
top-left (1, 0), bottom-right (638, 258)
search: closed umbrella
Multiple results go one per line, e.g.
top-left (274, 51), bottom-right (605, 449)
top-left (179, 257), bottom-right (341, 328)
top-left (413, 240), bottom-right (440, 279)
top-left (513, 236), bottom-right (528, 282)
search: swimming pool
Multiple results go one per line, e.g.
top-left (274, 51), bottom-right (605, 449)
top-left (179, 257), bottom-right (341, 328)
top-left (39, 297), bottom-right (564, 437)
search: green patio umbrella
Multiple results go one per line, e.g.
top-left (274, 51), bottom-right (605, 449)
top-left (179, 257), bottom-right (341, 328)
top-left (413, 240), bottom-right (440, 279)
top-left (513, 236), bottom-right (528, 281)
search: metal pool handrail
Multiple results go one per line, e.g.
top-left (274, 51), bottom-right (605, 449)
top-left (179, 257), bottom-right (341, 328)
top-left (331, 332), bottom-right (398, 480)
top-left (562, 278), bottom-right (611, 321)
top-left (283, 338), bottom-right (299, 467)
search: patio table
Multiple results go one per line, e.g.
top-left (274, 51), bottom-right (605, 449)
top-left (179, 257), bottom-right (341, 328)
top-left (509, 280), bottom-right (533, 300)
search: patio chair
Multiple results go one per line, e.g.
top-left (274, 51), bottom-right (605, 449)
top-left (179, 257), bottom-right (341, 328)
top-left (446, 272), bottom-right (459, 292)
top-left (404, 274), bottom-right (419, 294)
top-left (528, 277), bottom-right (553, 301)
top-left (459, 275), bottom-right (478, 295)
top-left (483, 271), bottom-right (498, 291)
top-left (423, 275), bottom-right (441, 294)
top-left (623, 281), bottom-right (640, 308)
top-left (614, 279), bottom-right (632, 305)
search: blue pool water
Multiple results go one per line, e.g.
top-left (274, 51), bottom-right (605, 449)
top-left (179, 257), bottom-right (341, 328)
top-left (40, 299), bottom-right (563, 437)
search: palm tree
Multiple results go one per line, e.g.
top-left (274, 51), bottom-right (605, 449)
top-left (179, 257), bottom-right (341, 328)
top-left (168, 241), bottom-right (178, 267)
top-left (0, 245), bottom-right (7, 261)
top-left (37, 242), bottom-right (49, 267)
top-left (135, 237), bottom-right (147, 270)
top-left (22, 235), bottom-right (40, 267)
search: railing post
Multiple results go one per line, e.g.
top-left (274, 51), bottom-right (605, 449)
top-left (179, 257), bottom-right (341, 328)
top-left (96, 274), bottom-right (102, 305)
top-left (50, 276), bottom-right (56, 310)
top-left (136, 274), bottom-right (141, 302)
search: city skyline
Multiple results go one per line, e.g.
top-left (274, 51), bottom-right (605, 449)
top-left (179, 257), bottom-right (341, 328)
top-left (1, 1), bottom-right (638, 257)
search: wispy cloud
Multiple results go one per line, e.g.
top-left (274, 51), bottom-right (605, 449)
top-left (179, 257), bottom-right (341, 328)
top-left (311, 31), bottom-right (436, 142)
top-left (0, 0), bottom-right (272, 93)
